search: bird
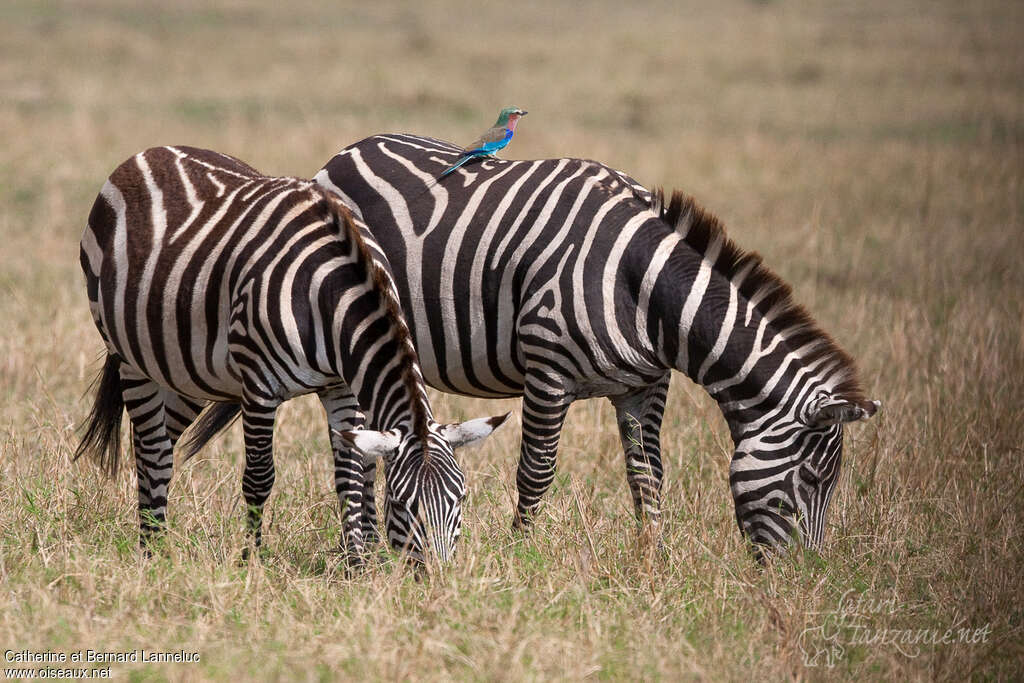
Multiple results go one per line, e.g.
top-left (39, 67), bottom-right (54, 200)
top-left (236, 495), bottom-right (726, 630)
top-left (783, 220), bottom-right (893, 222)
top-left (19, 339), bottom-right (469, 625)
top-left (439, 106), bottom-right (527, 178)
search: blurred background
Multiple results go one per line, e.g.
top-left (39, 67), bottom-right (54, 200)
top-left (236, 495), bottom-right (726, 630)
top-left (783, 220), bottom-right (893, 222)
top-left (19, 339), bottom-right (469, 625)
top-left (1, 0), bottom-right (1021, 678)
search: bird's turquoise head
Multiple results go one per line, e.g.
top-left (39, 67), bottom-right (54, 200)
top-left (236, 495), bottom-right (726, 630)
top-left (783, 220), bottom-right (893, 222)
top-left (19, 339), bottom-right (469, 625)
top-left (495, 106), bottom-right (527, 128)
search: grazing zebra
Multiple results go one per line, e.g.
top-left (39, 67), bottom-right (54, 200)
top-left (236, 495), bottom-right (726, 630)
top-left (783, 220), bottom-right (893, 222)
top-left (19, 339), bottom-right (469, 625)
top-left (75, 145), bottom-right (507, 565)
top-left (314, 134), bottom-right (880, 558)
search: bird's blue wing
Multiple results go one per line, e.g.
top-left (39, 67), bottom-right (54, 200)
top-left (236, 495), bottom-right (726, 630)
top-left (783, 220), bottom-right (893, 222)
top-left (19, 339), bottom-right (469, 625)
top-left (441, 128), bottom-right (514, 178)
top-left (479, 134), bottom-right (511, 154)
top-left (463, 126), bottom-right (513, 152)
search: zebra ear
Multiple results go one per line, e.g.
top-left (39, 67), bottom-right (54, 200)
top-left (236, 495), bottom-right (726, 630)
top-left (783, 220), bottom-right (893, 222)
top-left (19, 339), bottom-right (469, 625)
top-left (332, 428), bottom-right (400, 465)
top-left (808, 396), bottom-right (881, 428)
top-left (440, 413), bottom-right (512, 450)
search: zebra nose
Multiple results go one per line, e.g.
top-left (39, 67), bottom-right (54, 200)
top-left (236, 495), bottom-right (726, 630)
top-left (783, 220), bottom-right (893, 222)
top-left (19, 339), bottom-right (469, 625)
top-left (429, 538), bottom-right (454, 564)
top-left (425, 528), bottom-right (457, 564)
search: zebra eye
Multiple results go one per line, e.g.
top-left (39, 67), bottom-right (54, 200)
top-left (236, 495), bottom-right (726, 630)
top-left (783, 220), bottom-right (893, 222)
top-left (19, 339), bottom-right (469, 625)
top-left (799, 466), bottom-right (820, 487)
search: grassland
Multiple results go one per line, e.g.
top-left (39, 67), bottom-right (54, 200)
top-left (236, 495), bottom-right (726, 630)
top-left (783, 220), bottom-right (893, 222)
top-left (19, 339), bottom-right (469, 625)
top-left (1, 0), bottom-right (1022, 679)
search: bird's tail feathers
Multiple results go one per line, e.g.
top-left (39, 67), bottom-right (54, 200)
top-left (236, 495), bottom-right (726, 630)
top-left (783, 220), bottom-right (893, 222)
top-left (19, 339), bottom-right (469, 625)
top-left (439, 154), bottom-right (476, 178)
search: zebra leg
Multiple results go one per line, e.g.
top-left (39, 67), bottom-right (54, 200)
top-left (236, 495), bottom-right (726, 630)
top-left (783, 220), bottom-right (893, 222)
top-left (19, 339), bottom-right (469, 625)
top-left (119, 367), bottom-right (174, 547)
top-left (610, 374), bottom-right (670, 530)
top-left (319, 387), bottom-right (372, 566)
top-left (162, 391), bottom-right (206, 449)
top-left (240, 397), bottom-right (278, 552)
top-left (513, 376), bottom-right (573, 530)
top-left (360, 450), bottom-right (380, 546)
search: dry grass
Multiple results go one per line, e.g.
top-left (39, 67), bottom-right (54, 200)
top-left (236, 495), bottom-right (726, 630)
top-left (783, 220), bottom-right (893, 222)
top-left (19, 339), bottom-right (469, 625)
top-left (1, 0), bottom-right (1022, 679)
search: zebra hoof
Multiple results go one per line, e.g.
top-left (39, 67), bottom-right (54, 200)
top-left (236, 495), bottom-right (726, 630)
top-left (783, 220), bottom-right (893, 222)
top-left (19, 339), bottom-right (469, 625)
top-left (511, 513), bottom-right (535, 533)
top-left (635, 528), bottom-right (668, 560)
top-left (239, 545), bottom-right (268, 564)
top-left (138, 530), bottom-right (164, 557)
top-left (340, 551), bottom-right (367, 577)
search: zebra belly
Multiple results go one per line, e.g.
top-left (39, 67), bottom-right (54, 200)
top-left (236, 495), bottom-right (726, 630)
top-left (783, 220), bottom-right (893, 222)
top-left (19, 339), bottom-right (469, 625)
top-left (97, 299), bottom-right (341, 404)
top-left (95, 310), bottom-right (243, 402)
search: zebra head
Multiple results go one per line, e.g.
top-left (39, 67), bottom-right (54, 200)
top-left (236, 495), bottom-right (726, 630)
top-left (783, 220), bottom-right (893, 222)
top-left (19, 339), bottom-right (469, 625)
top-left (338, 414), bottom-right (510, 564)
top-left (729, 393), bottom-right (880, 561)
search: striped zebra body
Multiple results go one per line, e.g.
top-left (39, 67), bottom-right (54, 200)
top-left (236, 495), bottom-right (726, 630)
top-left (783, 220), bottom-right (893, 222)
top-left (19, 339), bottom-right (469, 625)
top-left (77, 145), bottom-right (506, 564)
top-left (315, 134), bottom-right (879, 558)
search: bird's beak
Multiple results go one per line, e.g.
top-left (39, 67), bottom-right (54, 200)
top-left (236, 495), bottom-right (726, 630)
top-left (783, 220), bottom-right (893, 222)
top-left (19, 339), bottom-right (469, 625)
top-left (519, 110), bottom-right (528, 116)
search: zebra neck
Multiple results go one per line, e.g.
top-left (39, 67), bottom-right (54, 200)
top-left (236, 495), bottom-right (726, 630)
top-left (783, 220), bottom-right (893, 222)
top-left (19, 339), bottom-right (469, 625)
top-left (331, 332), bottom-right (435, 434)
top-left (641, 238), bottom-right (820, 434)
top-left (633, 188), bottom-right (866, 443)
top-left (319, 252), bottom-right (435, 436)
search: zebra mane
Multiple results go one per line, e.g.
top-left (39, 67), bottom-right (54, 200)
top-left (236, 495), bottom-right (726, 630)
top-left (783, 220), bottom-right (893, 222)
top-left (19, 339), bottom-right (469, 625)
top-left (317, 189), bottom-right (433, 447)
top-left (650, 187), bottom-right (868, 402)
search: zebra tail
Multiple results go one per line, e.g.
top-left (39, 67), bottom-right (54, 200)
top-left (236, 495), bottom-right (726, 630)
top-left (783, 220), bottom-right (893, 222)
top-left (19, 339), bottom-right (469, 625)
top-left (74, 353), bottom-right (124, 477)
top-left (180, 402), bottom-right (241, 460)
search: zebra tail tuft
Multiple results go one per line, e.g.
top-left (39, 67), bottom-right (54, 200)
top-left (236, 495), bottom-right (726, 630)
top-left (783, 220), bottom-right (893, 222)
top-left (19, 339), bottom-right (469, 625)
top-left (74, 353), bottom-right (124, 477)
top-left (181, 402), bottom-right (241, 460)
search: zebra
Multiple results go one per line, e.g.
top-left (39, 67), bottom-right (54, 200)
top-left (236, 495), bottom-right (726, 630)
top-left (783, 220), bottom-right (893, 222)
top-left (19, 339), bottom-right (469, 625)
top-left (75, 145), bottom-right (508, 565)
top-left (313, 134), bottom-right (880, 559)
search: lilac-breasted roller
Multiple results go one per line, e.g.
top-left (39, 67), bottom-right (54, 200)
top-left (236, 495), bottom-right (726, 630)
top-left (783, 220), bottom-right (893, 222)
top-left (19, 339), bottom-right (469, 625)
top-left (439, 106), bottom-right (527, 178)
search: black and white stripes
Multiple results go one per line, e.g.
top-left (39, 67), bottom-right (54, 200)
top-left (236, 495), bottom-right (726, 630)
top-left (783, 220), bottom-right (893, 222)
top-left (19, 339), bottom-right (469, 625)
top-left (76, 145), bottom-right (506, 564)
top-left (315, 134), bottom-right (879, 557)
